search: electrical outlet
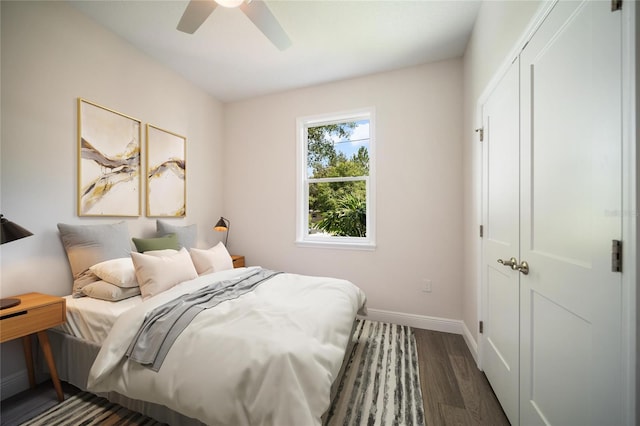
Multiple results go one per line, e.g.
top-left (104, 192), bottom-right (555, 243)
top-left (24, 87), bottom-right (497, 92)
top-left (422, 279), bottom-right (432, 293)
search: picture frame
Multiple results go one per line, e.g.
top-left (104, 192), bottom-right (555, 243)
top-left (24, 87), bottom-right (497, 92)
top-left (146, 124), bottom-right (186, 217)
top-left (77, 98), bottom-right (142, 217)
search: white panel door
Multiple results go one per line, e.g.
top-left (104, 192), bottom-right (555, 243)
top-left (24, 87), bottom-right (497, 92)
top-left (519, 1), bottom-right (623, 425)
top-left (481, 59), bottom-right (520, 426)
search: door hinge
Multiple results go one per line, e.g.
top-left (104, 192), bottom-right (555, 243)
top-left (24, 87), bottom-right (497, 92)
top-left (475, 127), bottom-right (484, 142)
top-left (611, 240), bottom-right (622, 272)
top-left (479, 321), bottom-right (484, 334)
top-left (611, 0), bottom-right (622, 11)
top-left (479, 225), bottom-right (484, 238)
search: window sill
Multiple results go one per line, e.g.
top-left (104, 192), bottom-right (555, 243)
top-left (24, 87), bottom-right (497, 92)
top-left (295, 239), bottom-right (376, 251)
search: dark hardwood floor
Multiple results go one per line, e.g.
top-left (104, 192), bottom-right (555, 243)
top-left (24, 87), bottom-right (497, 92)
top-left (0, 328), bottom-right (509, 425)
top-left (414, 328), bottom-right (510, 426)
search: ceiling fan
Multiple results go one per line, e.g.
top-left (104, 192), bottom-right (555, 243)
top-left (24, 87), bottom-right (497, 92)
top-left (177, 0), bottom-right (292, 50)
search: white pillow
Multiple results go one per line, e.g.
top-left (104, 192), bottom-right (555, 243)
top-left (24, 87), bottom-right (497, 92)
top-left (143, 249), bottom-right (179, 257)
top-left (131, 248), bottom-right (198, 300)
top-left (89, 258), bottom-right (138, 288)
top-left (189, 242), bottom-right (234, 275)
top-left (82, 281), bottom-right (141, 301)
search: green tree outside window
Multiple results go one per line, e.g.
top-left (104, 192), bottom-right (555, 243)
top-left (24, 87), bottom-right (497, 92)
top-left (307, 121), bottom-right (369, 237)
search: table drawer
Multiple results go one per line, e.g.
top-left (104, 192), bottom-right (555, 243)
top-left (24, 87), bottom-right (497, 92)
top-left (0, 301), bottom-right (65, 343)
top-left (232, 255), bottom-right (245, 268)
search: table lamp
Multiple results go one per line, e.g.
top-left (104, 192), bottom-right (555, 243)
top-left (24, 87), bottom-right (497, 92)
top-left (214, 217), bottom-right (230, 246)
top-left (1, 214), bottom-right (33, 309)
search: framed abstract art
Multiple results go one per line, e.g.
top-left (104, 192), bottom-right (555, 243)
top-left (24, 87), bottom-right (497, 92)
top-left (146, 124), bottom-right (186, 217)
top-left (77, 98), bottom-right (141, 216)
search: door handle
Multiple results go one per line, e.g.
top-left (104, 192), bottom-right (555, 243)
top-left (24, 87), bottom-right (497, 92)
top-left (497, 257), bottom-right (518, 269)
top-left (516, 261), bottom-right (529, 275)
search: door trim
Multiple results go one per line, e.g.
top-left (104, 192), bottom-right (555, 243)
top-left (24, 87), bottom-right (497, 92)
top-left (620, 1), bottom-right (637, 424)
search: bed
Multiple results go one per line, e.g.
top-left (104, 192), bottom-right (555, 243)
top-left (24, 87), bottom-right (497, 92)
top-left (46, 221), bottom-right (367, 426)
top-left (43, 220), bottom-right (366, 426)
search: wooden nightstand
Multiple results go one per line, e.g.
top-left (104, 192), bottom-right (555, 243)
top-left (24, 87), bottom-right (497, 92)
top-left (0, 293), bottom-right (66, 401)
top-left (231, 255), bottom-right (245, 268)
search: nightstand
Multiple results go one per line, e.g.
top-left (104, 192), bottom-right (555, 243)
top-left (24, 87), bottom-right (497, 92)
top-left (0, 293), bottom-right (66, 401)
top-left (231, 255), bottom-right (245, 268)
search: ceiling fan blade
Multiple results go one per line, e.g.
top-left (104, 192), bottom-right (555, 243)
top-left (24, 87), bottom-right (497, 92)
top-left (177, 0), bottom-right (218, 34)
top-left (240, 0), bottom-right (292, 50)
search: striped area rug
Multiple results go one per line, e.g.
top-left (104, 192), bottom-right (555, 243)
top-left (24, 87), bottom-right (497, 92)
top-left (21, 319), bottom-right (424, 426)
top-left (325, 319), bottom-right (425, 426)
top-left (21, 391), bottom-right (165, 425)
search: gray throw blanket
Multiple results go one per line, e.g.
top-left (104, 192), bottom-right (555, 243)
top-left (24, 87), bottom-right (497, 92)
top-left (126, 268), bottom-right (282, 371)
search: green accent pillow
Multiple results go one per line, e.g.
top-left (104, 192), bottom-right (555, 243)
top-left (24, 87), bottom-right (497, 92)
top-left (132, 233), bottom-right (179, 253)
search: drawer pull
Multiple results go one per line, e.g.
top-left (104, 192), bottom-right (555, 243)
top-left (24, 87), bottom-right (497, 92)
top-left (0, 311), bottom-right (27, 321)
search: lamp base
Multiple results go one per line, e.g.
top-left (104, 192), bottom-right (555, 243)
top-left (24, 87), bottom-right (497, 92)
top-left (0, 298), bottom-right (21, 310)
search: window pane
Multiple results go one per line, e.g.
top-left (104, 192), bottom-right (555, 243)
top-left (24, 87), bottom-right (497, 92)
top-left (307, 120), bottom-right (369, 179)
top-left (308, 180), bottom-right (367, 237)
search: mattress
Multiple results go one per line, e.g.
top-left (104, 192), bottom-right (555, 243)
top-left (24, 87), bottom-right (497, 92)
top-left (56, 294), bottom-right (142, 345)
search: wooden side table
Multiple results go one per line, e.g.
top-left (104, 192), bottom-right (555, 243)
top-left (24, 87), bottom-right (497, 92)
top-left (0, 293), bottom-right (66, 401)
top-left (231, 255), bottom-right (245, 268)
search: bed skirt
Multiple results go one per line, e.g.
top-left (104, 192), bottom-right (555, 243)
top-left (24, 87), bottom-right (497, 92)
top-left (44, 329), bottom-right (206, 425)
top-left (41, 324), bottom-right (355, 425)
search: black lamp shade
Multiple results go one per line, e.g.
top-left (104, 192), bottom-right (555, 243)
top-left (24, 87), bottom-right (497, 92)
top-left (214, 217), bottom-right (229, 232)
top-left (1, 214), bottom-right (33, 244)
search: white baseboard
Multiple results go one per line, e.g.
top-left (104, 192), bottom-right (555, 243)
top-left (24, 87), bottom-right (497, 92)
top-left (362, 308), bottom-right (462, 334)
top-left (461, 321), bottom-right (479, 366)
top-left (360, 308), bottom-right (479, 363)
top-left (0, 369), bottom-right (30, 400)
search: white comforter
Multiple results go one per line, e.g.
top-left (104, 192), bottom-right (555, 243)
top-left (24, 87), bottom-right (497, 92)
top-left (87, 267), bottom-right (366, 426)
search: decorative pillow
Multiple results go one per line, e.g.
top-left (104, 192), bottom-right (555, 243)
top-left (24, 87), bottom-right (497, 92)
top-left (132, 233), bottom-right (179, 253)
top-left (189, 242), bottom-right (234, 275)
top-left (89, 258), bottom-right (138, 288)
top-left (82, 280), bottom-right (141, 301)
top-left (57, 222), bottom-right (132, 297)
top-left (131, 248), bottom-right (198, 299)
top-left (156, 220), bottom-right (197, 249)
top-left (143, 249), bottom-right (179, 257)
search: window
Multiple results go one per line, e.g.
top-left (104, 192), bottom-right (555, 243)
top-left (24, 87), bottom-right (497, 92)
top-left (296, 108), bottom-right (376, 249)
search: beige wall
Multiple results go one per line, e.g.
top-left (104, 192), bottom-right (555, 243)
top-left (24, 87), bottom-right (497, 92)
top-left (461, 1), bottom-right (542, 348)
top-left (223, 59), bottom-right (464, 320)
top-left (0, 1), bottom-right (224, 397)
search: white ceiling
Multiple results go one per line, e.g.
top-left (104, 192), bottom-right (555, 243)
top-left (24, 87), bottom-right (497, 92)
top-left (69, 0), bottom-right (481, 102)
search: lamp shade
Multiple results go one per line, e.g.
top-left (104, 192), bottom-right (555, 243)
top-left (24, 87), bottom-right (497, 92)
top-left (1, 214), bottom-right (33, 245)
top-left (214, 217), bottom-right (229, 232)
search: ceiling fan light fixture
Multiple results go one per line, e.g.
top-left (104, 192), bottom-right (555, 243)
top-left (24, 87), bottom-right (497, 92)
top-left (215, 0), bottom-right (244, 8)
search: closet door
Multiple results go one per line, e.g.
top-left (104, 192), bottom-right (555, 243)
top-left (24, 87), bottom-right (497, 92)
top-left (480, 59), bottom-right (520, 425)
top-left (519, 1), bottom-right (623, 425)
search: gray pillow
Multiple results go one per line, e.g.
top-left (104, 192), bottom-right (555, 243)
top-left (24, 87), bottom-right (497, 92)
top-left (156, 220), bottom-right (197, 249)
top-left (57, 222), bottom-right (132, 297)
top-left (82, 280), bottom-right (141, 301)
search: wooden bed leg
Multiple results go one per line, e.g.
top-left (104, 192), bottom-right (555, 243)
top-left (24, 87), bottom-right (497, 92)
top-left (22, 335), bottom-right (35, 389)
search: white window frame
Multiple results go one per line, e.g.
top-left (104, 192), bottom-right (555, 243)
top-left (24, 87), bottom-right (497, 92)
top-left (296, 107), bottom-right (376, 250)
